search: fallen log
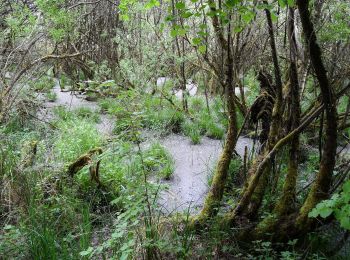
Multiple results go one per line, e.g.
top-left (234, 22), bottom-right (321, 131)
top-left (67, 148), bottom-right (103, 185)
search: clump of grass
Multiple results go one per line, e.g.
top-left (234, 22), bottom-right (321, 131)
top-left (143, 106), bottom-right (185, 134)
top-left (54, 119), bottom-right (103, 162)
top-left (198, 112), bottom-right (225, 140)
top-left (46, 90), bottom-right (57, 102)
top-left (99, 98), bottom-right (124, 115)
top-left (32, 76), bottom-right (56, 92)
top-left (143, 142), bottom-right (175, 179)
top-left (53, 106), bottom-right (74, 121)
top-left (112, 116), bottom-right (140, 141)
top-left (74, 107), bottom-right (100, 122)
top-left (189, 96), bottom-right (205, 112)
top-left (53, 106), bottom-right (100, 123)
top-left (182, 120), bottom-right (201, 144)
top-left (22, 192), bottom-right (93, 259)
top-left (205, 121), bottom-right (225, 139)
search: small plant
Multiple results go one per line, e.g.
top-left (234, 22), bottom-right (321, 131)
top-left (53, 106), bottom-right (74, 121)
top-left (252, 240), bottom-right (274, 259)
top-left (143, 142), bottom-right (175, 179)
top-left (54, 118), bottom-right (103, 162)
top-left (32, 76), bottom-right (56, 92)
top-left (309, 180), bottom-right (350, 230)
top-left (189, 96), bottom-right (205, 112)
top-left (46, 90), bottom-right (57, 102)
top-left (205, 121), bottom-right (225, 139)
top-left (182, 120), bottom-right (201, 144)
top-left (99, 98), bottom-right (124, 115)
top-left (74, 107), bottom-right (100, 122)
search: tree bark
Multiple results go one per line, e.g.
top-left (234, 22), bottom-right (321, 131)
top-left (195, 2), bottom-right (238, 223)
top-left (274, 7), bottom-right (301, 216)
top-left (296, 0), bottom-right (337, 229)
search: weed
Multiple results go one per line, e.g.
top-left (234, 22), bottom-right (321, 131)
top-left (32, 76), bottom-right (56, 92)
top-left (46, 90), bottom-right (57, 102)
top-left (54, 119), bottom-right (103, 162)
top-left (143, 142), bottom-right (175, 180)
top-left (74, 107), bottom-right (100, 123)
top-left (182, 120), bottom-right (201, 144)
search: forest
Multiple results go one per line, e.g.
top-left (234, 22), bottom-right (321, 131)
top-left (0, 0), bottom-right (350, 259)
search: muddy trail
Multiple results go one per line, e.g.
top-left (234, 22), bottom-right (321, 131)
top-left (40, 85), bottom-right (254, 213)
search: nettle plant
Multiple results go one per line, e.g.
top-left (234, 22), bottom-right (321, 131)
top-left (309, 180), bottom-right (350, 230)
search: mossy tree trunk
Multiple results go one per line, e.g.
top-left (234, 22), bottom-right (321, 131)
top-left (227, 2), bottom-right (285, 221)
top-left (195, 2), bottom-right (238, 223)
top-left (274, 7), bottom-right (301, 216)
top-left (295, 0), bottom-right (337, 229)
top-left (253, 2), bottom-right (337, 238)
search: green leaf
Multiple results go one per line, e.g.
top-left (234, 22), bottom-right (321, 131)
top-left (226, 0), bottom-right (240, 8)
top-left (340, 216), bottom-right (350, 230)
top-left (278, 0), bottom-right (287, 8)
top-left (242, 11), bottom-right (255, 23)
top-left (319, 206), bottom-right (333, 218)
top-left (170, 28), bottom-right (178, 37)
top-left (170, 26), bottom-right (187, 37)
top-left (178, 28), bottom-right (187, 36)
top-left (308, 209), bottom-right (319, 218)
top-left (165, 15), bottom-right (174, 22)
top-left (199, 24), bottom-right (207, 30)
top-left (181, 11), bottom-right (193, 18)
top-left (175, 2), bottom-right (186, 10)
top-left (79, 247), bottom-right (93, 257)
top-left (145, 0), bottom-right (160, 9)
top-left (271, 12), bottom-right (278, 23)
top-left (234, 26), bottom-right (243, 33)
top-left (198, 45), bottom-right (206, 54)
top-left (287, 0), bottom-right (295, 7)
top-left (342, 180), bottom-right (350, 193)
top-left (192, 37), bottom-right (202, 46)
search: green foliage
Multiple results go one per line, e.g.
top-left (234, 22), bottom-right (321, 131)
top-left (309, 181), bottom-right (350, 230)
top-left (198, 112), bottom-right (225, 139)
top-left (142, 96), bottom-right (185, 134)
top-left (36, 0), bottom-right (77, 42)
top-left (182, 120), bottom-right (201, 144)
top-left (53, 118), bottom-right (103, 162)
top-left (46, 90), bottom-right (57, 102)
top-left (53, 106), bottom-right (100, 123)
top-left (32, 76), bottom-right (56, 92)
top-left (278, 0), bottom-right (295, 8)
top-left (143, 142), bottom-right (175, 179)
top-left (74, 107), bottom-right (101, 123)
top-left (0, 225), bottom-right (26, 258)
top-left (319, 2), bottom-right (350, 42)
top-left (3, 3), bottom-right (37, 39)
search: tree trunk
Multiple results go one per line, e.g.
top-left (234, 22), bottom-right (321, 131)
top-left (295, 0), bottom-right (337, 229)
top-left (195, 3), bottom-right (238, 223)
top-left (274, 7), bottom-right (301, 216)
